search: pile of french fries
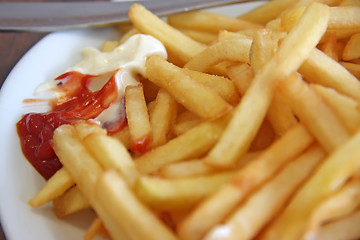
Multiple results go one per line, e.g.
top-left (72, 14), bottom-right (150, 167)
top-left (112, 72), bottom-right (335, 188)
top-left (28, 0), bottom-right (360, 239)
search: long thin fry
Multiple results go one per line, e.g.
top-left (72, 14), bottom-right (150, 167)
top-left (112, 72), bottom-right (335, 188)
top-left (205, 3), bottom-right (330, 167)
top-left (29, 167), bottom-right (74, 208)
top-left (307, 209), bottom-right (360, 240)
top-left (168, 11), bottom-right (262, 33)
top-left (135, 171), bottom-right (236, 211)
top-left (238, 0), bottom-right (297, 25)
top-left (135, 114), bottom-right (229, 174)
top-left (178, 123), bottom-right (314, 240)
top-left (53, 186), bottom-right (90, 218)
top-left (299, 48), bottom-right (360, 101)
top-left (305, 175), bottom-right (360, 234)
top-left (149, 89), bottom-right (178, 148)
top-left (129, 3), bottom-right (205, 65)
top-left (146, 55), bottom-right (232, 120)
top-left (279, 73), bottom-right (350, 151)
top-left (52, 125), bottom-right (129, 239)
top-left (261, 129), bottom-right (360, 240)
top-left (205, 145), bottom-right (325, 240)
top-left (95, 170), bottom-right (178, 240)
top-left (184, 39), bottom-right (252, 72)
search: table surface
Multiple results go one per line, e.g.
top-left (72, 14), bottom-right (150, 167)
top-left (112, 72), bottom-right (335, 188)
top-left (0, 1), bottom-right (107, 239)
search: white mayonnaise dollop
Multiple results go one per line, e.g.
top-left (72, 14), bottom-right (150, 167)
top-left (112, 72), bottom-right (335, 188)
top-left (68, 33), bottom-right (167, 94)
top-left (36, 34), bottom-right (167, 127)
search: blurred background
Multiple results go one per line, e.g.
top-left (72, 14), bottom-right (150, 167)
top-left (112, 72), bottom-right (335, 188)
top-left (0, 0), bottom-right (108, 89)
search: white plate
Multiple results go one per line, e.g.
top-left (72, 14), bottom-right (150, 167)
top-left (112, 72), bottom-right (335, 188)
top-left (0, 2), bottom-right (263, 239)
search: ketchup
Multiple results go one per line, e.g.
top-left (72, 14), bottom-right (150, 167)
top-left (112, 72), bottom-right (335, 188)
top-left (130, 135), bottom-right (151, 154)
top-left (16, 71), bottom-right (126, 180)
top-left (16, 112), bottom-right (74, 180)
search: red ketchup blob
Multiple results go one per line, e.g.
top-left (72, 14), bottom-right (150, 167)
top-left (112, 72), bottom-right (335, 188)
top-left (16, 71), bottom-right (126, 180)
top-left (130, 135), bottom-right (151, 154)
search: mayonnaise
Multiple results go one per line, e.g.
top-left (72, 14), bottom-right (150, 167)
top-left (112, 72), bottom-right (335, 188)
top-left (35, 34), bottom-right (167, 128)
top-left (68, 33), bottom-right (167, 93)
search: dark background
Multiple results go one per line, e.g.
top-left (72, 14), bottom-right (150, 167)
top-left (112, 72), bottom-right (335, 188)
top-left (0, 1), bottom-right (107, 239)
top-left (0, 0), bottom-right (107, 89)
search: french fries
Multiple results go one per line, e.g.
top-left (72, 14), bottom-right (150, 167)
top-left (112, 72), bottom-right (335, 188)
top-left (26, 1), bottom-right (360, 240)
top-left (184, 38), bottom-right (252, 72)
top-left (28, 167), bottom-right (74, 208)
top-left (178, 123), bottom-right (314, 240)
top-left (168, 11), bottom-right (262, 33)
top-left (149, 88), bottom-right (177, 148)
top-left (135, 171), bottom-right (236, 211)
top-left (261, 129), bottom-right (360, 240)
top-left (95, 170), bottom-right (178, 240)
top-left (129, 3), bottom-right (206, 65)
top-left (125, 84), bottom-right (152, 154)
top-left (205, 2), bottom-right (330, 168)
top-left (205, 144), bottom-right (325, 240)
top-left (145, 55), bottom-right (232, 120)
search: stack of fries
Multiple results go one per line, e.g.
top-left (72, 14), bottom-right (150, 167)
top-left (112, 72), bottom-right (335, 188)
top-left (28, 0), bottom-right (360, 239)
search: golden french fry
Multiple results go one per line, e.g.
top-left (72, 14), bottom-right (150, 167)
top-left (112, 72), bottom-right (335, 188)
top-left (160, 151), bottom-right (261, 179)
top-left (168, 11), bottom-right (262, 33)
top-left (305, 175), bottom-right (360, 234)
top-left (217, 30), bottom-right (252, 42)
top-left (111, 125), bottom-right (131, 150)
top-left (53, 125), bottom-right (103, 199)
top-left (145, 55), bottom-right (232, 120)
top-left (178, 123), bottom-right (314, 240)
top-left (299, 48), bottom-right (360, 101)
top-left (228, 63), bottom-right (253, 95)
top-left (278, 73), bottom-right (350, 151)
top-left (172, 111), bottom-right (203, 136)
top-left (125, 84), bottom-right (152, 154)
top-left (279, 6), bottom-right (306, 32)
top-left (228, 63), bottom-right (298, 137)
top-left (328, 6), bottom-right (360, 30)
top-left (95, 170), bottom-right (178, 240)
top-left (53, 125), bottom-right (129, 239)
top-left (205, 3), bottom-right (330, 168)
top-left (307, 209), bottom-right (360, 240)
top-left (128, 3), bottom-right (206, 65)
top-left (135, 171), bottom-right (236, 211)
top-left (136, 114), bottom-right (229, 174)
top-left (342, 32), bottom-right (360, 61)
top-left (205, 145), bottom-right (325, 240)
top-left (159, 159), bottom-right (217, 178)
top-left (261, 128), bottom-right (360, 240)
top-left (318, 32), bottom-right (342, 61)
top-left (183, 68), bottom-right (240, 105)
top-left (177, 28), bottom-right (218, 44)
top-left (249, 29), bottom-right (277, 75)
top-left (311, 84), bottom-right (360, 133)
top-left (248, 28), bottom-right (298, 136)
top-left (83, 133), bottom-right (139, 187)
top-left (74, 121), bottom-right (107, 139)
top-left (340, 61), bottom-right (360, 79)
top-left (238, 0), bottom-right (297, 25)
top-left (184, 39), bottom-right (252, 72)
top-left (149, 89), bottom-right (178, 148)
top-left (53, 186), bottom-right (90, 218)
top-left (29, 167), bottom-right (74, 208)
